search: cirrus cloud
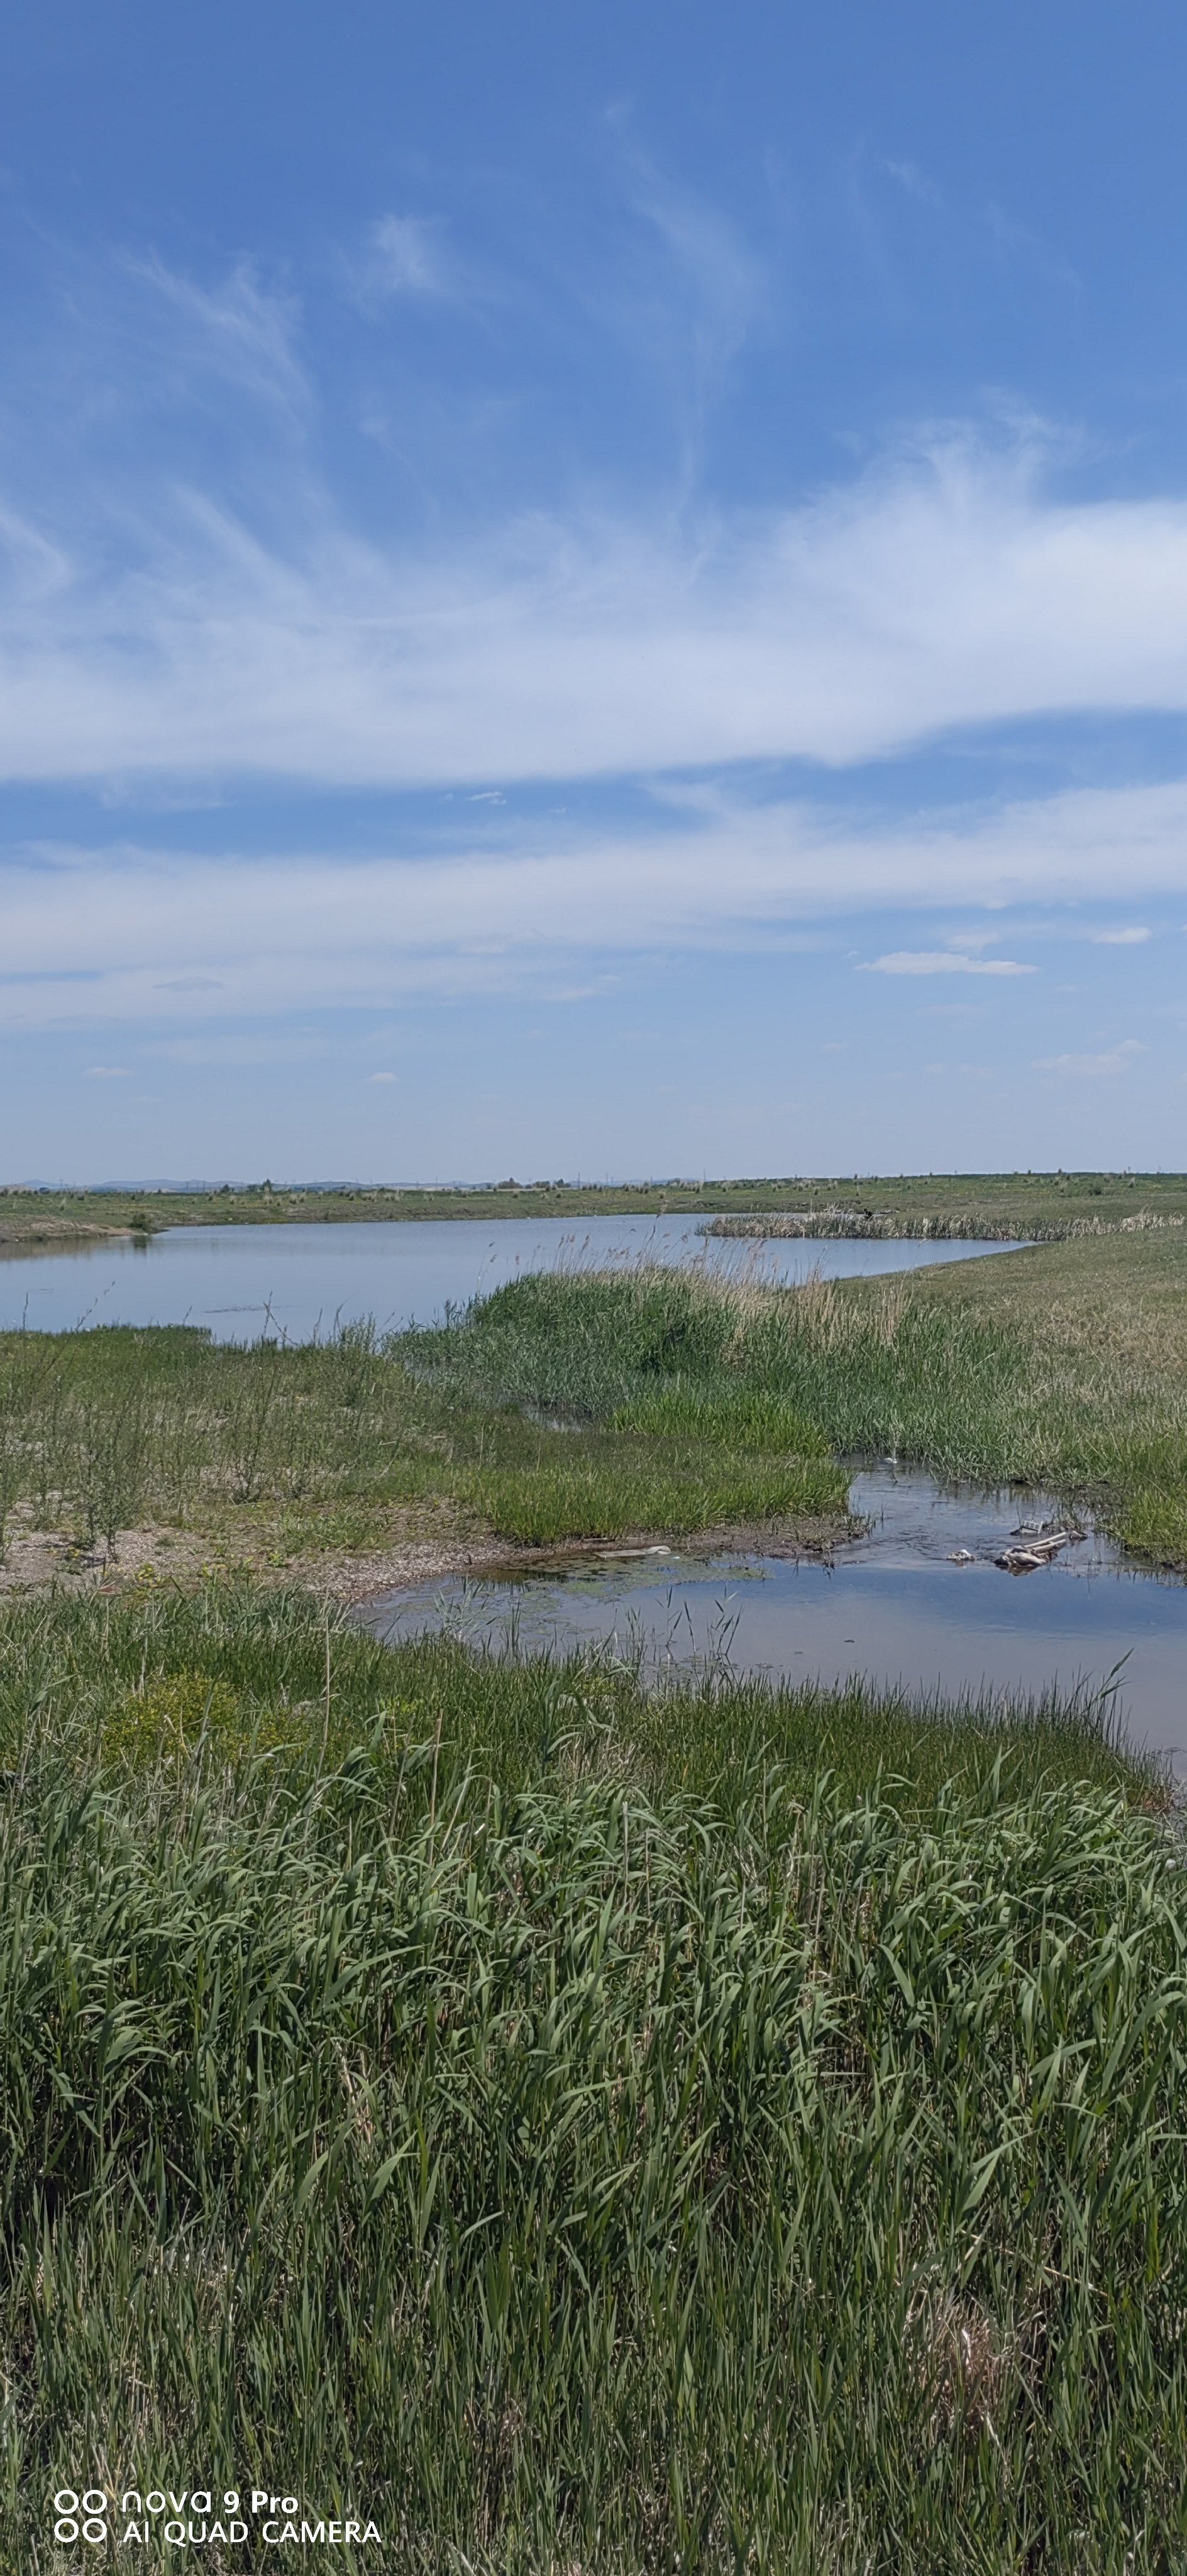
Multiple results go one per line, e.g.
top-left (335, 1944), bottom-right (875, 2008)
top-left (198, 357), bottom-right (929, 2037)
top-left (365, 214), bottom-right (455, 302)
top-left (6, 391), bottom-right (1187, 789)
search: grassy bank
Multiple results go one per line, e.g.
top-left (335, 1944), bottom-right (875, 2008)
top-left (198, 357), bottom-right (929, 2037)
top-left (3, 1585), bottom-right (1183, 2572)
top-left (4, 1226), bottom-right (1186, 2565)
top-left (406, 1241), bottom-right (1187, 1567)
top-left (0, 1582), bottom-right (1152, 1815)
top-left (0, 1299), bottom-right (847, 1583)
top-left (4, 1167), bottom-right (1187, 1244)
top-left (910, 1231), bottom-right (1187, 1560)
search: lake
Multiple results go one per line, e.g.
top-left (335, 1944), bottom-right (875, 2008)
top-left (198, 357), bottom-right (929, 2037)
top-left (0, 1216), bottom-right (1027, 1343)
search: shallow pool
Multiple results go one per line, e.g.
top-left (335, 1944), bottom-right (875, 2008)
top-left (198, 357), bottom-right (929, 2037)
top-left (361, 1462), bottom-right (1187, 1767)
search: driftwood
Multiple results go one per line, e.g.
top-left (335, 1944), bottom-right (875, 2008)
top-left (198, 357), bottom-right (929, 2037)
top-left (995, 1524), bottom-right (1085, 1576)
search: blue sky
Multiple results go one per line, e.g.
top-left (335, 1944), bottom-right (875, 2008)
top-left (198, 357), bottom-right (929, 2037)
top-left (4, 0), bottom-right (1187, 1180)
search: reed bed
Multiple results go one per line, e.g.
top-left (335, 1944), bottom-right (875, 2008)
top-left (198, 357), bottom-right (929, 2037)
top-left (407, 1258), bottom-right (1187, 1567)
top-left (1, 1586), bottom-right (1183, 2572)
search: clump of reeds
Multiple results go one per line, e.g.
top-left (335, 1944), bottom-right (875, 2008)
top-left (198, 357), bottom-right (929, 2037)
top-left (402, 1261), bottom-right (1187, 1565)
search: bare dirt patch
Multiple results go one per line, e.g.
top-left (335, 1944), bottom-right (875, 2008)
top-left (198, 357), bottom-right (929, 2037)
top-left (0, 1520), bottom-right (249, 1597)
top-left (0, 1514), bottom-right (505, 1602)
top-left (0, 1506), bottom-right (851, 1608)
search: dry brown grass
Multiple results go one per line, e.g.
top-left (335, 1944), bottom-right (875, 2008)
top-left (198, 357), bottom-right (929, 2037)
top-left (909, 2288), bottom-right (1021, 2450)
top-left (915, 1231), bottom-right (1187, 1374)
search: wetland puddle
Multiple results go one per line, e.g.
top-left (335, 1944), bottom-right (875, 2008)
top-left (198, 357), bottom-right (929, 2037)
top-left (362, 1463), bottom-right (1187, 1766)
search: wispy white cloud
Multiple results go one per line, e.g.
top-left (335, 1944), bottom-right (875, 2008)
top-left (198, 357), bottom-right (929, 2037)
top-left (985, 203), bottom-right (1081, 297)
top-left (881, 158), bottom-right (941, 206)
top-left (1090, 925), bottom-right (1151, 945)
top-left (6, 425), bottom-right (1187, 787)
top-left (84, 1063), bottom-right (131, 1077)
top-left (4, 255), bottom-right (1187, 1039)
top-left (860, 951), bottom-right (1035, 977)
top-left (0, 503), bottom-right (72, 602)
top-left (4, 770), bottom-right (1184, 1033)
top-left (128, 254), bottom-right (308, 410)
top-left (1034, 1040), bottom-right (1145, 1076)
top-left (629, 165), bottom-right (764, 375)
top-left (585, 140), bottom-right (768, 489)
top-left (365, 215), bottom-right (455, 301)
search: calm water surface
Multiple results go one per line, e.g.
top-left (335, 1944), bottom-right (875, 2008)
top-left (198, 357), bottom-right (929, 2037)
top-left (0, 1218), bottom-right (1026, 1341)
top-left (362, 1463), bottom-right (1187, 1767)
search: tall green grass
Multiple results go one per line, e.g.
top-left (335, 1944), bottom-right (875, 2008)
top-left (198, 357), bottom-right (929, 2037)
top-left (399, 1265), bottom-right (1038, 1464)
top-left (0, 1584), bottom-right (1155, 1815)
top-left (5, 1252), bottom-right (1187, 2567)
top-left (1, 1589), bottom-right (1183, 2572)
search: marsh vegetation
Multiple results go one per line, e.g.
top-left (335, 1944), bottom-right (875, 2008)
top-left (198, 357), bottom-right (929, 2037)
top-left (4, 1224), bottom-right (1187, 2567)
top-left (0, 1298), bottom-right (846, 1584)
top-left (402, 1236), bottom-right (1187, 1568)
top-left (3, 1229), bottom-right (1186, 1582)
